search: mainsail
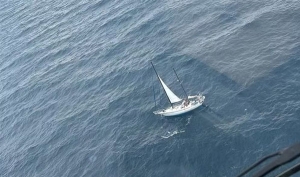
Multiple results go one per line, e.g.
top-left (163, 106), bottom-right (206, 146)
top-left (158, 76), bottom-right (182, 103)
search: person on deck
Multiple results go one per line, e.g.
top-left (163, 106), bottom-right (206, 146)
top-left (183, 99), bottom-right (190, 107)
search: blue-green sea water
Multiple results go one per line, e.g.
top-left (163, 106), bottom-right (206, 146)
top-left (1, 0), bottom-right (300, 176)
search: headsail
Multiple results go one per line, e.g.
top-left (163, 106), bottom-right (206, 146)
top-left (158, 76), bottom-right (182, 103)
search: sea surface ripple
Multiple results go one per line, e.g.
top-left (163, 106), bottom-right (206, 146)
top-left (1, 0), bottom-right (300, 176)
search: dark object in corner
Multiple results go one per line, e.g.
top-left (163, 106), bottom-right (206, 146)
top-left (237, 143), bottom-right (300, 177)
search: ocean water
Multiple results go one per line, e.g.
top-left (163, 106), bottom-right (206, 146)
top-left (1, 0), bottom-right (300, 176)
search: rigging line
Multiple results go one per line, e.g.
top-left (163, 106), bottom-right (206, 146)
top-left (173, 68), bottom-right (188, 99)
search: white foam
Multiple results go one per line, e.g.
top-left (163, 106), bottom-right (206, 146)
top-left (161, 130), bottom-right (185, 139)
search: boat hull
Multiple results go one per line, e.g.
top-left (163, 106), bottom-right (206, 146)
top-left (154, 95), bottom-right (205, 116)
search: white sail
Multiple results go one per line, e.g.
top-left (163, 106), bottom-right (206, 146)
top-left (158, 76), bottom-right (182, 103)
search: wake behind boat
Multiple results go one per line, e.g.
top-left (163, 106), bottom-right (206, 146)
top-left (151, 62), bottom-right (205, 116)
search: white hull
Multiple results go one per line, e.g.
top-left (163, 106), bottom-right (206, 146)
top-left (154, 95), bottom-right (205, 116)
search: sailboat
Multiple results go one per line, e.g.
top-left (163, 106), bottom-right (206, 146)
top-left (151, 62), bottom-right (205, 116)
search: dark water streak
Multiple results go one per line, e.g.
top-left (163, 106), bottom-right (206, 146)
top-left (1, 0), bottom-right (300, 177)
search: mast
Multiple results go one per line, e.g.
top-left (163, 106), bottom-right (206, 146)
top-left (173, 68), bottom-right (189, 100)
top-left (151, 62), bottom-right (173, 108)
top-left (152, 73), bottom-right (157, 109)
